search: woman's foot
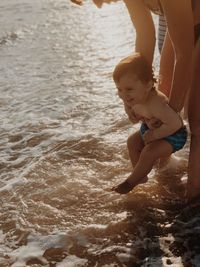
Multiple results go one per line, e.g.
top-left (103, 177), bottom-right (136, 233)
top-left (112, 176), bottom-right (148, 194)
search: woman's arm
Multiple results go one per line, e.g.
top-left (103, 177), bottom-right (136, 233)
top-left (123, 0), bottom-right (156, 65)
top-left (71, 0), bottom-right (156, 65)
top-left (160, 0), bottom-right (194, 112)
top-left (159, 31), bottom-right (174, 98)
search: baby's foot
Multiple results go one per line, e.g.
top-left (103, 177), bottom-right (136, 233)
top-left (112, 176), bottom-right (148, 194)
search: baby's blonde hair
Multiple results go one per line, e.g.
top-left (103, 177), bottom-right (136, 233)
top-left (113, 53), bottom-right (156, 86)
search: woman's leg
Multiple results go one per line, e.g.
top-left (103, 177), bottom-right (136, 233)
top-left (187, 38), bottom-right (200, 199)
top-left (113, 139), bottom-right (173, 194)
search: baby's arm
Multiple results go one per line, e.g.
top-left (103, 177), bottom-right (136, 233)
top-left (124, 102), bottom-right (140, 124)
top-left (144, 100), bottom-right (183, 144)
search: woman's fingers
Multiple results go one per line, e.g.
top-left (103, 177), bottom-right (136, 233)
top-left (92, 0), bottom-right (104, 8)
top-left (70, 0), bottom-right (84, 5)
top-left (70, 0), bottom-right (118, 8)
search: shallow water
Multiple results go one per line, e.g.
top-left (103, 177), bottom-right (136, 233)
top-left (1, 1), bottom-right (200, 266)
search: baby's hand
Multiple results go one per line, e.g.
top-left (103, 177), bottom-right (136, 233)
top-left (124, 104), bottom-right (140, 124)
top-left (143, 130), bottom-right (155, 144)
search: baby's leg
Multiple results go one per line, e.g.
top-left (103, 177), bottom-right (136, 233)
top-left (156, 156), bottom-right (171, 169)
top-left (127, 131), bottom-right (147, 184)
top-left (127, 131), bottom-right (145, 167)
top-left (113, 139), bottom-right (173, 194)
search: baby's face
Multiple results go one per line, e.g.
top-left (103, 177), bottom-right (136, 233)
top-left (116, 73), bottom-right (152, 106)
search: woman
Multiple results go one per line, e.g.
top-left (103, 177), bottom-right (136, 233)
top-left (71, 0), bottom-right (200, 201)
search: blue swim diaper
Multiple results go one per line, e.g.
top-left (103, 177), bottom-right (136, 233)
top-left (140, 122), bottom-right (187, 153)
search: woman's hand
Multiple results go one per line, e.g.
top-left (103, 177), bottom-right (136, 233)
top-left (70, 0), bottom-right (83, 5)
top-left (70, 0), bottom-right (117, 8)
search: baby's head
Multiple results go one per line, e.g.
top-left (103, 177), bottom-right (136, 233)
top-left (113, 53), bottom-right (156, 105)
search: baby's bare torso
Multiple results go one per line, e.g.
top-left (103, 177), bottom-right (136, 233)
top-left (132, 90), bottom-right (169, 129)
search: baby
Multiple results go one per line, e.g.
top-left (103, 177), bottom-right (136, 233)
top-left (112, 53), bottom-right (187, 194)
